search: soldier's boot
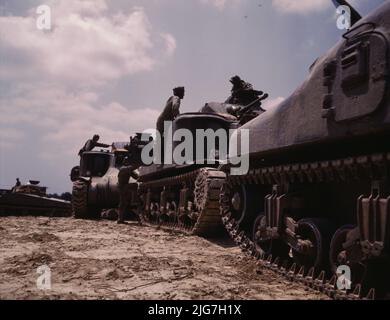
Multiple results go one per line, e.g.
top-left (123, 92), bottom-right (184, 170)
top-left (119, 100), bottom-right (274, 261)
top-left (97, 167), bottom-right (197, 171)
top-left (117, 207), bottom-right (126, 224)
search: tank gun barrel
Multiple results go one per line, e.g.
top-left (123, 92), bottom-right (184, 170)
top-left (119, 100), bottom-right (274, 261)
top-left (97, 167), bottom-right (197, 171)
top-left (237, 93), bottom-right (269, 117)
top-left (252, 90), bottom-right (264, 96)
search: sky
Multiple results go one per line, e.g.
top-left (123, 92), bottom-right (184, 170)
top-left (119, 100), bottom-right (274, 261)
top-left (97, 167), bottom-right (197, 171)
top-left (0, 0), bottom-right (386, 193)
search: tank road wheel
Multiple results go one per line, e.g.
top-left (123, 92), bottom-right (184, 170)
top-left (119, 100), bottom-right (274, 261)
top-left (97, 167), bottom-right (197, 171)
top-left (252, 214), bottom-right (290, 258)
top-left (158, 211), bottom-right (169, 224)
top-left (229, 184), bottom-right (259, 232)
top-left (167, 201), bottom-right (178, 223)
top-left (292, 219), bottom-right (331, 271)
top-left (329, 225), bottom-right (365, 284)
top-left (329, 224), bottom-right (389, 297)
top-left (178, 209), bottom-right (193, 228)
top-left (329, 225), bottom-right (356, 273)
top-left (231, 186), bottom-right (246, 224)
top-left (150, 202), bottom-right (159, 222)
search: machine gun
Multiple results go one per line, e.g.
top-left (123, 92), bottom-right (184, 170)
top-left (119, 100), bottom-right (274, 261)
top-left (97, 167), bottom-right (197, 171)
top-left (227, 92), bottom-right (269, 125)
top-left (237, 93), bottom-right (268, 117)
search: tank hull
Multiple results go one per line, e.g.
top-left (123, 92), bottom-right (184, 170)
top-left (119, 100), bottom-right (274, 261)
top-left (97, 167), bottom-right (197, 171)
top-left (137, 112), bottom-right (236, 236)
top-left (0, 193), bottom-right (71, 217)
top-left (221, 3), bottom-right (390, 299)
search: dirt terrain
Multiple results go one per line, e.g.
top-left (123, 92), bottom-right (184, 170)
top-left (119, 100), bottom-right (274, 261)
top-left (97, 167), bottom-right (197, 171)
top-left (0, 216), bottom-right (328, 300)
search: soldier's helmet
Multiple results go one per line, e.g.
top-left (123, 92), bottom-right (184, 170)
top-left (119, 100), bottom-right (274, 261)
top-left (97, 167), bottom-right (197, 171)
top-left (173, 87), bottom-right (185, 96)
top-left (230, 75), bottom-right (254, 92)
top-left (230, 75), bottom-right (242, 85)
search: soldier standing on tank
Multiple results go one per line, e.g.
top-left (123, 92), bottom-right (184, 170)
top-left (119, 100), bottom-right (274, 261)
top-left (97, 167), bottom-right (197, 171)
top-left (78, 134), bottom-right (110, 156)
top-left (156, 87), bottom-right (185, 162)
top-left (12, 178), bottom-right (21, 192)
top-left (15, 178), bottom-right (21, 188)
top-left (117, 157), bottom-right (141, 225)
top-left (156, 87), bottom-right (185, 134)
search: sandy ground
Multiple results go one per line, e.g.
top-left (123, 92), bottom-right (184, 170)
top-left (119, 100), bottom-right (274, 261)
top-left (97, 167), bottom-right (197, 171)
top-left (0, 216), bottom-right (328, 300)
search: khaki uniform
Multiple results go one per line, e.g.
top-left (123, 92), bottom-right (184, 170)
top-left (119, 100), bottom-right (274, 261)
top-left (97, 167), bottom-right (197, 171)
top-left (78, 139), bottom-right (110, 156)
top-left (225, 81), bottom-right (259, 106)
top-left (117, 166), bottom-right (139, 223)
top-left (156, 95), bottom-right (181, 162)
top-left (156, 95), bottom-right (181, 134)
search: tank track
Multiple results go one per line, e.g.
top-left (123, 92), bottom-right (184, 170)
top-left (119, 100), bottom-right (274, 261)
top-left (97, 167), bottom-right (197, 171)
top-left (72, 180), bottom-right (102, 219)
top-left (72, 180), bottom-right (89, 218)
top-left (220, 152), bottom-right (390, 300)
top-left (139, 168), bottom-right (226, 236)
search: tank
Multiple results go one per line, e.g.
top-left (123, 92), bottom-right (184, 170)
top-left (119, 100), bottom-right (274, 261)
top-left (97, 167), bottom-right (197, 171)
top-left (70, 142), bottom-right (137, 219)
top-left (137, 93), bottom-right (268, 236)
top-left (0, 180), bottom-right (71, 216)
top-left (219, 1), bottom-right (390, 298)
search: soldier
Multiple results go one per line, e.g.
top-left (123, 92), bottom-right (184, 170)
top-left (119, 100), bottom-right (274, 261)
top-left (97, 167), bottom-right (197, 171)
top-left (78, 134), bottom-right (110, 156)
top-left (156, 87), bottom-right (185, 135)
top-left (225, 75), bottom-right (263, 106)
top-left (224, 75), bottom-right (268, 124)
top-left (12, 178), bottom-right (21, 192)
top-left (15, 178), bottom-right (21, 188)
top-left (156, 87), bottom-right (185, 162)
top-left (117, 157), bottom-right (141, 224)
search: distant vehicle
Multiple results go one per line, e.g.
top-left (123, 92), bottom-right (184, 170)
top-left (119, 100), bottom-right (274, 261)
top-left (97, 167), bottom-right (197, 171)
top-left (0, 180), bottom-right (71, 216)
top-left (70, 137), bottom-right (147, 219)
top-left (70, 142), bottom-right (131, 219)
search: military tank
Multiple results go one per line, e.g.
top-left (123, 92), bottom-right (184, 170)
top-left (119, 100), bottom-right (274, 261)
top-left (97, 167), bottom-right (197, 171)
top-left (219, 0), bottom-right (390, 299)
top-left (70, 142), bottom-right (134, 219)
top-left (0, 180), bottom-right (71, 216)
top-left (137, 92), bottom-right (268, 236)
